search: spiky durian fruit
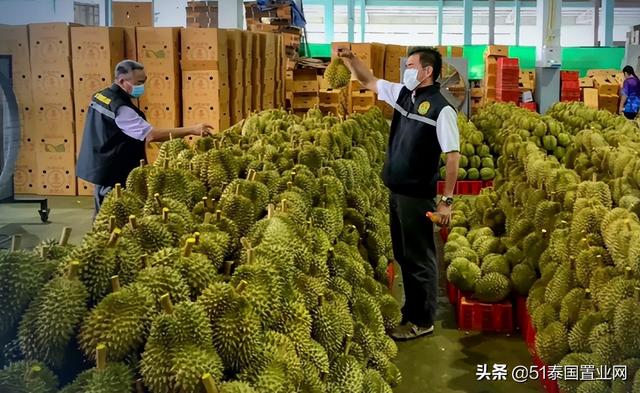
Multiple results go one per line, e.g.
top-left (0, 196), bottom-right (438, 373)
top-left (34, 227), bottom-right (75, 261)
top-left (18, 262), bottom-right (88, 369)
top-left (78, 282), bottom-right (155, 362)
top-left (613, 288), bottom-right (640, 358)
top-left (535, 321), bottom-right (569, 366)
top-left (557, 352), bottom-right (596, 393)
top-left (327, 338), bottom-right (364, 393)
top-left (474, 272), bottom-right (510, 303)
top-left (312, 292), bottom-right (354, 359)
top-left (481, 254), bottom-right (510, 276)
top-left (576, 380), bottom-right (610, 393)
top-left (0, 249), bottom-right (53, 340)
top-left (589, 322), bottom-right (622, 366)
top-left (544, 260), bottom-right (576, 308)
top-left (559, 288), bottom-right (593, 328)
top-left (446, 257), bottom-right (481, 292)
top-left (532, 303), bottom-right (559, 332)
top-left (510, 263), bottom-right (537, 295)
top-left (93, 184), bottom-right (143, 231)
top-left (219, 381), bottom-right (258, 393)
top-left (0, 360), bottom-right (58, 393)
top-left (60, 358), bottom-right (133, 393)
top-left (596, 267), bottom-right (640, 320)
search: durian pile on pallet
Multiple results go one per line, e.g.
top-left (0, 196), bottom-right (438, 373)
top-left (446, 101), bottom-right (640, 392)
top-left (439, 115), bottom-right (497, 181)
top-left (0, 107), bottom-right (404, 393)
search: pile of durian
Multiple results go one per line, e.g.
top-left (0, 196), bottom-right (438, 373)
top-left (0, 107), bottom-right (403, 393)
top-left (451, 101), bottom-right (640, 392)
top-left (439, 114), bottom-right (496, 181)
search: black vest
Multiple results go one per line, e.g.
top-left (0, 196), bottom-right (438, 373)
top-left (76, 84), bottom-right (147, 187)
top-left (382, 83), bottom-right (453, 198)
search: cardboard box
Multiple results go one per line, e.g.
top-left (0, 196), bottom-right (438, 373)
top-left (73, 72), bottom-right (110, 101)
top-left (485, 45), bottom-right (508, 57)
top-left (293, 68), bottom-right (318, 93)
top-left (31, 68), bottom-right (73, 103)
top-left (35, 136), bottom-right (76, 195)
top-left (145, 142), bottom-right (160, 164)
top-left (181, 27), bottom-right (225, 63)
top-left (226, 29), bottom-right (243, 60)
top-left (113, 2), bottom-right (153, 27)
top-left (139, 101), bottom-right (181, 128)
top-left (182, 102), bottom-right (230, 130)
top-left (182, 65), bottom-right (227, 102)
top-left (583, 88), bottom-right (599, 109)
top-left (351, 43), bottom-right (385, 77)
top-left (593, 77), bottom-right (619, 95)
top-left (0, 25), bottom-right (30, 66)
top-left (34, 103), bottom-right (75, 137)
top-left (71, 27), bottom-right (124, 72)
top-left (123, 27), bottom-right (137, 60)
top-left (29, 23), bottom-right (76, 70)
top-left (14, 164), bottom-right (39, 194)
top-left (384, 44), bottom-right (407, 83)
top-left (450, 46), bottom-right (463, 57)
top-left (144, 70), bottom-right (180, 98)
top-left (77, 178), bottom-right (95, 196)
top-left (136, 27), bottom-right (180, 69)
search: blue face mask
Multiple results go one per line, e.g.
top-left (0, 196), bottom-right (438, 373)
top-left (130, 83), bottom-right (145, 98)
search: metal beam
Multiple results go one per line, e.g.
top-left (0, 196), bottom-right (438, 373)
top-left (602, 0), bottom-right (613, 46)
top-left (463, 0), bottom-right (472, 45)
top-left (437, 0), bottom-right (443, 45)
top-left (347, 0), bottom-right (355, 42)
top-left (105, 0), bottom-right (112, 26)
top-left (594, 0), bottom-right (599, 46)
top-left (515, 0), bottom-right (520, 45)
top-left (325, 0), bottom-right (334, 43)
top-left (488, 0), bottom-right (496, 45)
top-left (359, 0), bottom-right (366, 42)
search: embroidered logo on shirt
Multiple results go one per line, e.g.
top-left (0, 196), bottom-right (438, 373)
top-left (417, 101), bottom-right (431, 115)
top-left (94, 93), bottom-right (112, 105)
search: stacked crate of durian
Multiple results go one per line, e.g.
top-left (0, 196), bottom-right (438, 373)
top-left (444, 100), bottom-right (640, 392)
top-left (0, 107), bottom-right (403, 393)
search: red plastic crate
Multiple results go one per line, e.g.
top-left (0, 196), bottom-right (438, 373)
top-left (447, 281), bottom-right (458, 305)
top-left (386, 261), bottom-right (395, 290)
top-left (523, 307), bottom-right (536, 357)
top-left (457, 296), bottom-right (514, 333)
top-left (455, 180), bottom-right (483, 195)
top-left (520, 102), bottom-right (538, 112)
top-left (482, 180), bottom-right (494, 188)
top-left (515, 296), bottom-right (527, 332)
top-left (497, 57), bottom-right (520, 68)
top-left (560, 70), bottom-right (579, 81)
top-left (437, 180), bottom-right (445, 195)
top-left (440, 226), bottom-right (449, 243)
top-left (496, 89), bottom-right (520, 103)
top-left (561, 80), bottom-right (580, 89)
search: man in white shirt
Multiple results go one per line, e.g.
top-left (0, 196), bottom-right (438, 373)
top-left (338, 46), bottom-right (461, 340)
top-left (77, 60), bottom-right (214, 216)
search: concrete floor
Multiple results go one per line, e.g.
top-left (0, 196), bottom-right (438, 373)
top-left (0, 196), bottom-right (542, 393)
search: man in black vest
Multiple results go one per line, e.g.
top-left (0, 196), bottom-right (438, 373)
top-left (77, 60), bottom-right (213, 217)
top-left (338, 46), bottom-right (460, 340)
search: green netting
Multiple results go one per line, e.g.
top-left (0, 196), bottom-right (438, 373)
top-left (301, 44), bottom-right (625, 80)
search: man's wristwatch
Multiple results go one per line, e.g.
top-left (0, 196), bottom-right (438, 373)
top-left (440, 195), bottom-right (454, 206)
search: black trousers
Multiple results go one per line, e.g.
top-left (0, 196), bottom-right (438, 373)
top-left (623, 111), bottom-right (638, 120)
top-left (93, 185), bottom-right (112, 219)
top-left (389, 192), bottom-right (438, 328)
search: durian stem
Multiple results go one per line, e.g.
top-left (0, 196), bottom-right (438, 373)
top-left (39, 246), bottom-right (49, 259)
top-left (246, 248), bottom-right (255, 264)
top-left (139, 159), bottom-right (146, 168)
top-left (592, 173), bottom-right (597, 182)
top-left (108, 216), bottom-right (116, 233)
top-left (236, 280), bottom-right (248, 294)
top-left (216, 210), bottom-right (222, 222)
top-left (10, 235), bottom-right (21, 251)
top-left (203, 212), bottom-right (212, 225)
top-left (287, 181), bottom-right (293, 191)
top-left (107, 229), bottom-right (121, 247)
top-left (291, 171), bottom-right (296, 182)
top-left (344, 335), bottom-right (352, 356)
top-left (240, 237), bottom-right (251, 250)
top-left (67, 261), bottom-right (80, 280)
top-left (267, 203), bottom-right (274, 218)
top-left (202, 373), bottom-right (219, 393)
top-left (246, 169), bottom-right (254, 180)
top-left (281, 199), bottom-right (288, 213)
top-left (194, 232), bottom-right (201, 245)
top-left (224, 261), bottom-right (233, 277)
top-left (135, 379), bottom-right (145, 393)
top-left (96, 344), bottom-right (107, 371)
top-left (141, 254), bottom-right (151, 268)
top-left (235, 184), bottom-right (240, 196)
top-left (111, 275), bottom-right (121, 292)
top-left (585, 288), bottom-right (591, 299)
top-left (154, 193), bottom-right (162, 209)
top-left (114, 183), bottom-right (122, 198)
top-left (183, 238), bottom-right (195, 257)
top-left (129, 215), bottom-right (138, 229)
top-left (635, 287), bottom-right (640, 302)
top-left (160, 294), bottom-right (174, 314)
top-left (162, 208), bottom-right (169, 223)
top-left (625, 266), bottom-right (633, 279)
top-left (59, 227), bottom-right (72, 246)
top-left (162, 159), bottom-right (169, 170)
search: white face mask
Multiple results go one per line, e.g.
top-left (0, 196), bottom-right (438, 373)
top-left (403, 68), bottom-right (423, 91)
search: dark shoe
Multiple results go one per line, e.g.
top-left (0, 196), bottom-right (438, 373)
top-left (390, 323), bottom-right (434, 341)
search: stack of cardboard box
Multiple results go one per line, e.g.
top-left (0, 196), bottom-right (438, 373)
top-left (136, 27), bottom-right (181, 163)
top-left (519, 70), bottom-right (535, 94)
top-left (289, 68), bottom-right (319, 115)
top-left (185, 1), bottom-right (218, 28)
top-left (71, 27), bottom-right (125, 195)
top-left (0, 26), bottom-right (36, 194)
top-left (262, 33), bottom-right (278, 110)
top-left (112, 2), bottom-right (153, 28)
top-left (181, 28), bottom-right (230, 147)
top-left (224, 30), bottom-right (244, 124)
top-left (343, 43), bottom-right (385, 114)
top-left (382, 44), bottom-right (407, 118)
top-left (581, 69), bottom-right (621, 113)
top-left (318, 76), bottom-right (347, 116)
top-left (240, 31), bottom-right (253, 118)
top-left (29, 23), bottom-right (78, 196)
top-left (483, 45), bottom-right (508, 103)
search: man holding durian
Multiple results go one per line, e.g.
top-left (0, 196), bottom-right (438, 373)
top-left (337, 46), bottom-right (461, 340)
top-left (77, 60), bottom-right (214, 216)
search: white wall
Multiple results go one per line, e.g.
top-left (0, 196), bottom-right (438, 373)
top-left (0, 0), bottom-right (187, 27)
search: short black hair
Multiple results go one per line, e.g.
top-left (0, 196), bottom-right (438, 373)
top-left (407, 46), bottom-right (442, 81)
top-left (114, 60), bottom-right (144, 79)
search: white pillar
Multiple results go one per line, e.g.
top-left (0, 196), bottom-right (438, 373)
top-left (218, 0), bottom-right (243, 29)
top-left (488, 0), bottom-right (496, 45)
top-left (535, 0), bottom-right (562, 67)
